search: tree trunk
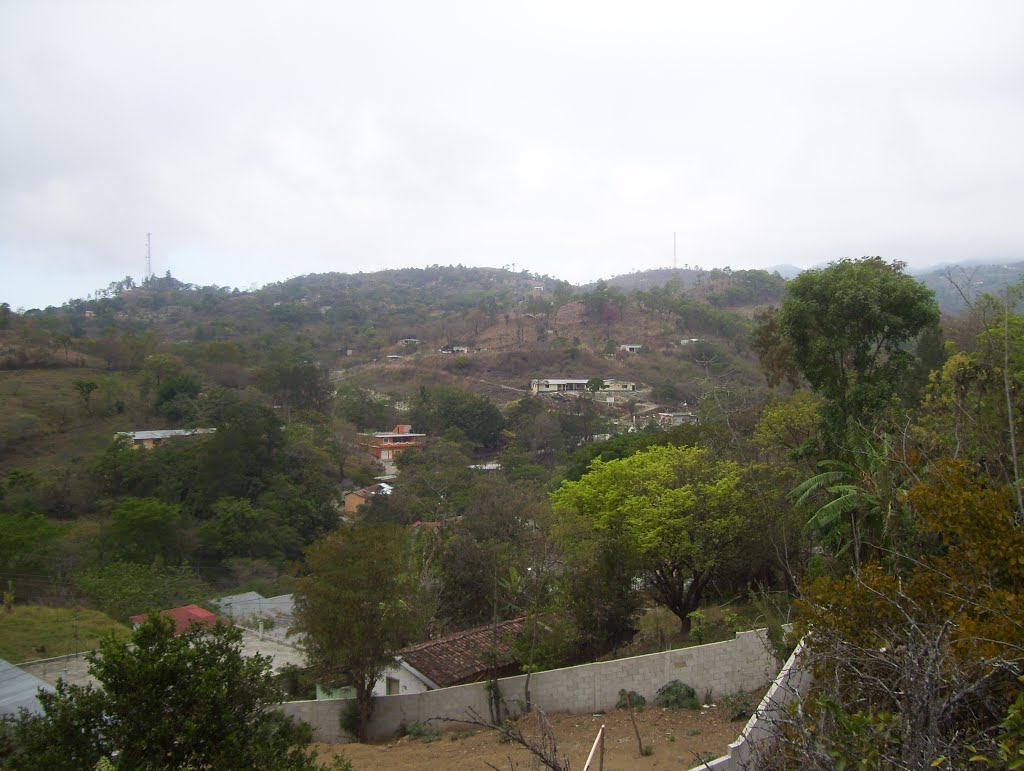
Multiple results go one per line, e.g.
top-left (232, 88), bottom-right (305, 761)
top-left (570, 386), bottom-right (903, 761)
top-left (355, 679), bottom-right (374, 742)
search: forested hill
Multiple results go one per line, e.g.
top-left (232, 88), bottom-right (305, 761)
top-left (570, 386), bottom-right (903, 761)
top-left (910, 260), bottom-right (1024, 314)
top-left (1, 264), bottom-right (783, 412)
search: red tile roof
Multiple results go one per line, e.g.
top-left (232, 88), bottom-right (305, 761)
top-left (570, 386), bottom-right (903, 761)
top-left (398, 617), bottom-right (525, 688)
top-left (130, 604), bottom-right (219, 636)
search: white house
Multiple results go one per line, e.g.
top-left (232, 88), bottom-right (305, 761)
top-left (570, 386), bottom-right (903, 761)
top-left (529, 378), bottom-right (640, 395)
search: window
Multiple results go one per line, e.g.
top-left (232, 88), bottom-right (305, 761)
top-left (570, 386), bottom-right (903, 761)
top-left (386, 677), bottom-right (400, 696)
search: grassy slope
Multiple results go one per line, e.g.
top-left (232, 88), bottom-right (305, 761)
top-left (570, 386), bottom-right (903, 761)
top-left (0, 604), bottom-right (130, 663)
top-left (0, 367), bottom-right (141, 476)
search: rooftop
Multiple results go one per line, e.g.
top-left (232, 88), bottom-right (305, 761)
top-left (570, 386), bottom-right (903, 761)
top-left (398, 617), bottom-right (525, 688)
top-left (0, 659), bottom-right (55, 717)
top-left (117, 428), bottom-right (216, 441)
top-left (129, 604), bottom-right (219, 635)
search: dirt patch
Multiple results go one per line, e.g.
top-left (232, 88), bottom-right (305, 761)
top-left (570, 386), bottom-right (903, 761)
top-left (313, 703), bottom-right (746, 770)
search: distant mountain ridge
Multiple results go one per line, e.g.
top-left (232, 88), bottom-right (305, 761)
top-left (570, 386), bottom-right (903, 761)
top-left (909, 261), bottom-right (1024, 315)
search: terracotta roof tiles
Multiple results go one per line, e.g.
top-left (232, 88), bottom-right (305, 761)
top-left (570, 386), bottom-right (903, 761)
top-left (398, 617), bottom-right (525, 688)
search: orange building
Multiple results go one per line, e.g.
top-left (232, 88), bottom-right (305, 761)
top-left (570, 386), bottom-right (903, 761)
top-left (358, 424), bottom-right (426, 461)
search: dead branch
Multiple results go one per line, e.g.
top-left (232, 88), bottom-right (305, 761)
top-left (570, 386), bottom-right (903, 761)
top-left (436, 703), bottom-right (570, 771)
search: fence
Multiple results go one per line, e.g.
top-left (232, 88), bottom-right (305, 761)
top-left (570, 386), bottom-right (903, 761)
top-left (279, 628), bottom-right (782, 743)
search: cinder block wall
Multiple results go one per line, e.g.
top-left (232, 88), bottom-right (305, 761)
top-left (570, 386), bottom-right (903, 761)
top-left (279, 629), bottom-right (781, 743)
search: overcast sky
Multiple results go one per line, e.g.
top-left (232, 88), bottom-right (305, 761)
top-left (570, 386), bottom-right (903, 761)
top-left (2, 1), bottom-right (1023, 309)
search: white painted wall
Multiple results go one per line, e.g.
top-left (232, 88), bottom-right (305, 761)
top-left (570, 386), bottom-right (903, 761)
top-left (370, 662), bottom-right (431, 697)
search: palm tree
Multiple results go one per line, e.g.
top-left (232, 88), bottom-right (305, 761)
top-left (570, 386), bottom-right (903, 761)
top-left (791, 435), bottom-right (909, 569)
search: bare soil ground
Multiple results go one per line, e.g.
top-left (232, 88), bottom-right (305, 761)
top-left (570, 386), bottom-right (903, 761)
top-left (313, 702), bottom-right (746, 770)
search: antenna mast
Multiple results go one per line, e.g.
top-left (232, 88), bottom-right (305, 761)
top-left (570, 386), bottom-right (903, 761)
top-left (145, 233), bottom-right (152, 280)
top-left (673, 231), bottom-right (677, 271)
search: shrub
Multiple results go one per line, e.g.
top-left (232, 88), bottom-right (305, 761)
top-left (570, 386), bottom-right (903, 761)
top-left (340, 701), bottom-right (361, 740)
top-left (327, 752), bottom-right (354, 771)
top-left (655, 680), bottom-right (700, 710)
top-left (403, 721), bottom-right (441, 742)
top-left (724, 690), bottom-right (755, 722)
top-left (688, 751), bottom-right (720, 769)
top-left (616, 689), bottom-right (646, 711)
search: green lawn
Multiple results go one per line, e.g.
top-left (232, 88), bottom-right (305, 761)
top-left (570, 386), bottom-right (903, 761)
top-left (0, 604), bottom-right (130, 663)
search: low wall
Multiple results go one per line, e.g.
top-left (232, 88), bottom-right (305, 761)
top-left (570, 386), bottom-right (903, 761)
top-left (18, 652), bottom-right (96, 689)
top-left (702, 640), bottom-right (811, 770)
top-left (280, 628), bottom-right (782, 743)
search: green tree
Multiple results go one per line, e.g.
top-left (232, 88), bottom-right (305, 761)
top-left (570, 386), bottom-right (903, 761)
top-left (555, 516), bottom-right (643, 658)
top-left (291, 524), bottom-right (425, 740)
top-left (376, 438), bottom-right (475, 523)
top-left (105, 497), bottom-right (183, 564)
top-left (551, 444), bottom-right (749, 637)
top-left (258, 360), bottom-right (334, 416)
top-left (155, 373), bottom-right (201, 420)
top-left (71, 379), bottom-right (98, 416)
top-left (7, 615), bottom-right (316, 770)
top-left (198, 497), bottom-right (300, 561)
top-left (790, 434), bottom-right (913, 569)
top-left (139, 353), bottom-right (184, 398)
top-left (773, 257), bottom-right (940, 442)
top-left (436, 476), bottom-right (555, 627)
top-left (335, 384), bottom-right (396, 430)
top-left (409, 385), bottom-right (505, 449)
top-left (195, 402), bottom-right (284, 507)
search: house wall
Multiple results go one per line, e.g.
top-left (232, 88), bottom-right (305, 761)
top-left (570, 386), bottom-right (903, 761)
top-left (343, 494), bottom-right (368, 514)
top-left (279, 629), bottom-right (780, 743)
top-left (370, 663), bottom-right (431, 697)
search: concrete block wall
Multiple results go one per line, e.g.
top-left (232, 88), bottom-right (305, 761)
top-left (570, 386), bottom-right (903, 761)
top-left (279, 629), bottom-right (782, 743)
top-left (721, 640), bottom-right (811, 769)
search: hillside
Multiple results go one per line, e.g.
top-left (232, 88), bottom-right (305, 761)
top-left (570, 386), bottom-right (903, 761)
top-left (910, 260), bottom-right (1024, 314)
top-left (0, 266), bottom-right (776, 473)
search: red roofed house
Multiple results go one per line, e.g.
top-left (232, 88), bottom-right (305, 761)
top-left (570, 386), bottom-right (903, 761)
top-left (372, 617), bottom-right (525, 696)
top-left (129, 604), bottom-right (219, 636)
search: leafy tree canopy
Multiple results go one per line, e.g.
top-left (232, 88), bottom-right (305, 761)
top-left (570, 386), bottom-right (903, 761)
top-left (409, 384), bottom-right (505, 449)
top-left (291, 523), bottom-right (426, 739)
top-left (6, 615), bottom-right (316, 770)
top-left (775, 257), bottom-right (940, 441)
top-left (551, 444), bottom-right (749, 636)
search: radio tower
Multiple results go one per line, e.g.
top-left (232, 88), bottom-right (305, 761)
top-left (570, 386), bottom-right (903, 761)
top-left (673, 231), bottom-right (677, 271)
top-left (145, 233), bottom-right (152, 281)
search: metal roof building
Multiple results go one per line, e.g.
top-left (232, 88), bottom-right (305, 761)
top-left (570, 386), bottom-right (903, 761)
top-left (0, 658), bottom-right (55, 717)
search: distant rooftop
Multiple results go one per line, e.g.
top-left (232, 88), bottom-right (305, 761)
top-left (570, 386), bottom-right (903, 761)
top-left (117, 428), bottom-right (216, 441)
top-left (129, 604), bottom-right (218, 635)
top-left (0, 659), bottom-right (55, 717)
